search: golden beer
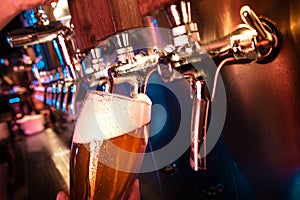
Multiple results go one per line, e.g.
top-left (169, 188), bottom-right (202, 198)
top-left (70, 91), bottom-right (151, 200)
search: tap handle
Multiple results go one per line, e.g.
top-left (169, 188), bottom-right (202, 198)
top-left (240, 6), bottom-right (273, 43)
top-left (166, 1), bottom-right (191, 27)
top-left (240, 5), bottom-right (281, 63)
top-left (165, 1), bottom-right (200, 44)
top-left (113, 32), bottom-right (134, 63)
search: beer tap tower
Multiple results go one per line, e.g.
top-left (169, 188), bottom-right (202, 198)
top-left (94, 1), bottom-right (281, 171)
top-left (7, 0), bottom-right (281, 172)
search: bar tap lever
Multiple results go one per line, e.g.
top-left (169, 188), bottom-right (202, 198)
top-left (201, 5), bottom-right (281, 64)
top-left (162, 3), bottom-right (282, 171)
top-left (96, 2), bottom-right (282, 172)
top-left (164, 0), bottom-right (211, 171)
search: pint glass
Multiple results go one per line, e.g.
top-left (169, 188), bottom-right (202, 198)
top-left (70, 90), bottom-right (152, 200)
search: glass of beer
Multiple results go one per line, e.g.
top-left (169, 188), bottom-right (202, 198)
top-left (70, 90), bottom-right (152, 200)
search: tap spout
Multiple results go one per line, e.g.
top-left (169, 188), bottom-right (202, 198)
top-left (158, 51), bottom-right (211, 171)
top-left (190, 78), bottom-right (210, 171)
top-left (7, 21), bottom-right (66, 48)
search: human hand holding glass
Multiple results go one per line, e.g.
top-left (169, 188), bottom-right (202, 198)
top-left (9, 0), bottom-right (58, 11)
top-left (69, 90), bottom-right (151, 200)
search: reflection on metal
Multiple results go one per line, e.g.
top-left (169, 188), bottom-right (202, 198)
top-left (93, 2), bottom-right (282, 172)
top-left (201, 5), bottom-right (281, 64)
top-left (290, 0), bottom-right (300, 49)
top-left (7, 7), bottom-right (83, 117)
top-left (185, 0), bottom-right (300, 198)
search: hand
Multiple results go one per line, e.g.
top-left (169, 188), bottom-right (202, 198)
top-left (0, 0), bottom-right (59, 30)
top-left (56, 179), bottom-right (141, 200)
top-left (10, 0), bottom-right (59, 11)
top-left (126, 179), bottom-right (141, 200)
top-left (56, 191), bottom-right (69, 200)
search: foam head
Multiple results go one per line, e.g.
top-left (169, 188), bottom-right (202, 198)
top-left (73, 91), bottom-right (152, 143)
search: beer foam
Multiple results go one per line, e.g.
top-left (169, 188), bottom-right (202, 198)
top-left (73, 91), bottom-right (152, 143)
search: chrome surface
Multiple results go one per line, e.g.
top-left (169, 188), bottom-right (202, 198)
top-left (95, 2), bottom-right (284, 173)
top-left (200, 5), bottom-right (281, 64)
top-left (7, 8), bottom-right (83, 117)
top-left (187, 0), bottom-right (300, 198)
top-left (7, 21), bottom-right (65, 48)
top-left (140, 0), bottom-right (299, 198)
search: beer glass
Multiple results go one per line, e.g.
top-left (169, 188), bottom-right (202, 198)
top-left (70, 90), bottom-right (152, 200)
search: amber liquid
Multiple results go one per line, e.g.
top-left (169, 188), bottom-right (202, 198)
top-left (70, 126), bottom-right (148, 200)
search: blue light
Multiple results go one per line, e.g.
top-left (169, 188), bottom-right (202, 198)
top-left (36, 60), bottom-right (45, 69)
top-left (6, 37), bottom-right (12, 47)
top-left (153, 18), bottom-right (158, 27)
top-left (46, 99), bottom-right (52, 105)
top-left (56, 100), bottom-right (60, 110)
top-left (9, 97), bottom-right (21, 104)
top-left (52, 40), bottom-right (65, 66)
top-left (62, 102), bottom-right (66, 112)
top-left (70, 85), bottom-right (76, 93)
top-left (288, 170), bottom-right (300, 200)
top-left (63, 87), bottom-right (67, 93)
top-left (63, 68), bottom-right (68, 78)
top-left (0, 58), bottom-right (5, 65)
top-left (81, 60), bottom-right (87, 75)
top-left (56, 71), bottom-right (60, 80)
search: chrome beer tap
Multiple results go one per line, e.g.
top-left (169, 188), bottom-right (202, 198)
top-left (94, 1), bottom-right (210, 171)
top-left (95, 2), bottom-right (282, 172)
top-left (97, 32), bottom-right (161, 96)
top-left (7, 7), bottom-right (83, 81)
top-left (153, 0), bottom-right (211, 171)
top-left (7, 7), bottom-right (84, 116)
top-left (200, 5), bottom-right (281, 65)
top-left (152, 2), bottom-right (281, 171)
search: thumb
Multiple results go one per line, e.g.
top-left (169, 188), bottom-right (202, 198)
top-left (56, 191), bottom-right (70, 200)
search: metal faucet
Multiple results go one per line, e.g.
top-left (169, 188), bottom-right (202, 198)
top-left (96, 2), bottom-right (281, 172)
top-left (162, 3), bottom-right (281, 171)
top-left (7, 7), bottom-right (83, 81)
top-left (7, 7), bottom-right (84, 116)
top-left (97, 31), bottom-right (161, 96)
top-left (201, 5), bottom-right (281, 64)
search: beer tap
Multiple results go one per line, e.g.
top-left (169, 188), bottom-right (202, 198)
top-left (157, 2), bottom-right (281, 171)
top-left (161, 0), bottom-right (210, 171)
top-left (200, 5), bottom-right (281, 65)
top-left (95, 2), bottom-right (282, 172)
top-left (7, 6), bottom-right (84, 116)
top-left (97, 32), bottom-right (160, 96)
top-left (7, 6), bottom-right (83, 81)
top-left (94, 1), bottom-right (209, 171)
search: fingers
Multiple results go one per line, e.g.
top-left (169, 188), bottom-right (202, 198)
top-left (56, 191), bottom-right (70, 200)
top-left (127, 179), bottom-right (141, 200)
